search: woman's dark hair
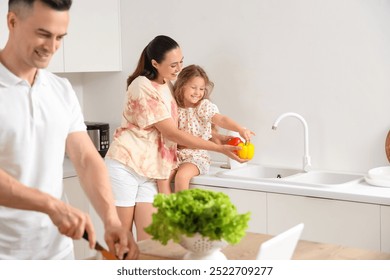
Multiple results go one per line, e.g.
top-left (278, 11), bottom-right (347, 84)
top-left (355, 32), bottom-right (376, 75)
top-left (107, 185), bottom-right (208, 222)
top-left (127, 35), bottom-right (180, 87)
top-left (173, 64), bottom-right (214, 108)
top-left (9, 0), bottom-right (72, 11)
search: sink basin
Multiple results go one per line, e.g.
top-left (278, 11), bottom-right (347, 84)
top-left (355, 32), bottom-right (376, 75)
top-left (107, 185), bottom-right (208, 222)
top-left (284, 170), bottom-right (364, 186)
top-left (216, 164), bottom-right (303, 180)
top-left (216, 164), bottom-right (364, 187)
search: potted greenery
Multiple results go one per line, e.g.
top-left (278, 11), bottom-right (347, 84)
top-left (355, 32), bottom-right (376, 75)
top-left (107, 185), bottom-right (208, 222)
top-left (145, 188), bottom-right (251, 259)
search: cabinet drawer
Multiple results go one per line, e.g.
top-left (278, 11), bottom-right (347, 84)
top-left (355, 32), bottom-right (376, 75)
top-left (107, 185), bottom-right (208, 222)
top-left (191, 184), bottom-right (267, 234)
top-left (267, 193), bottom-right (380, 251)
top-left (381, 206), bottom-right (390, 253)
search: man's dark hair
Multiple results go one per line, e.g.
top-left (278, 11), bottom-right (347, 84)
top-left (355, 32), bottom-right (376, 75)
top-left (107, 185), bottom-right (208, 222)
top-left (9, 0), bottom-right (72, 11)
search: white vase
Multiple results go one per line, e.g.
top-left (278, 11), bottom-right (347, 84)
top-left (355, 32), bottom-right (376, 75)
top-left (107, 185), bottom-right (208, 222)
top-left (179, 233), bottom-right (228, 260)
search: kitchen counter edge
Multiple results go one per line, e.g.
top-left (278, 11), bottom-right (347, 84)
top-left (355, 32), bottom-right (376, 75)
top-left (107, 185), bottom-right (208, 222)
top-left (63, 159), bottom-right (390, 206)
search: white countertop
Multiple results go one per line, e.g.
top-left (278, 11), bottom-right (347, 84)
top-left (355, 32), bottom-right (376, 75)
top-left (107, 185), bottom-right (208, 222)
top-left (191, 162), bottom-right (390, 206)
top-left (63, 158), bottom-right (390, 206)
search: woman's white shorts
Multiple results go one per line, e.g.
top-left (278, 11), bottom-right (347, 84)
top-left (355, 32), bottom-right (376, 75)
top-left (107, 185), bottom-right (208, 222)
top-left (105, 158), bottom-right (158, 207)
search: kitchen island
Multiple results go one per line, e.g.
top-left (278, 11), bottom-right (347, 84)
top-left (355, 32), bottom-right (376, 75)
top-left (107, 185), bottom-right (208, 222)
top-left (137, 232), bottom-right (390, 260)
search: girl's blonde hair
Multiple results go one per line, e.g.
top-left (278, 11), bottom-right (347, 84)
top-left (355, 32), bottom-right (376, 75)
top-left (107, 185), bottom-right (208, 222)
top-left (173, 64), bottom-right (214, 108)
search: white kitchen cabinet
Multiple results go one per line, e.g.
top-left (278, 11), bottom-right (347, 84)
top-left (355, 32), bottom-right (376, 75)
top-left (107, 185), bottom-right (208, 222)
top-left (49, 0), bottom-right (122, 73)
top-left (63, 176), bottom-right (104, 259)
top-left (381, 206), bottom-right (390, 253)
top-left (191, 185), bottom-right (267, 234)
top-left (267, 193), bottom-right (381, 252)
top-left (1, 1), bottom-right (121, 72)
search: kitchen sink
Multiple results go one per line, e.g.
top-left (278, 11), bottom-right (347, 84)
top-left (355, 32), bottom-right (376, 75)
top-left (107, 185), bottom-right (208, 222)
top-left (216, 164), bottom-right (364, 187)
top-left (283, 170), bottom-right (364, 186)
top-left (216, 164), bottom-right (303, 180)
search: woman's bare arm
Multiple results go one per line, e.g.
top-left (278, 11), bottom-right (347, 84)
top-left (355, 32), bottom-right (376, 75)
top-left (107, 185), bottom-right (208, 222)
top-left (154, 118), bottom-right (245, 162)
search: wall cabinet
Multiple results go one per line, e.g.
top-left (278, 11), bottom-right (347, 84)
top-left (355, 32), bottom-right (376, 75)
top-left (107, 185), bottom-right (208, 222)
top-left (0, 0), bottom-right (121, 72)
top-left (49, 0), bottom-right (122, 73)
top-left (63, 176), bottom-right (105, 259)
top-left (381, 206), bottom-right (390, 253)
top-left (191, 185), bottom-right (267, 234)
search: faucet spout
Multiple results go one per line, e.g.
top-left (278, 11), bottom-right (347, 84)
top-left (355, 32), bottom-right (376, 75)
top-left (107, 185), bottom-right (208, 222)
top-left (272, 112), bottom-right (311, 172)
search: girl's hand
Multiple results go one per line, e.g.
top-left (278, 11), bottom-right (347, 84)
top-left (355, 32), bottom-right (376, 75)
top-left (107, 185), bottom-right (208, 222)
top-left (238, 127), bottom-right (255, 143)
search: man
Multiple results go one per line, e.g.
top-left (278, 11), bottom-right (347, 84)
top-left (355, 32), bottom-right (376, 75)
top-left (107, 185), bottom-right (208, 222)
top-left (0, 0), bottom-right (139, 259)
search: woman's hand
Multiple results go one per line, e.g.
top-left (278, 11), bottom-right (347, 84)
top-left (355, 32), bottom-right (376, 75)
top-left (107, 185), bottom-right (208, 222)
top-left (221, 144), bottom-right (248, 163)
top-left (210, 133), bottom-right (231, 145)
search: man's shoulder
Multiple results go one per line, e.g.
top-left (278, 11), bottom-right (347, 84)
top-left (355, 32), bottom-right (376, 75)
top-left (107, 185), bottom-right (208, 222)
top-left (39, 69), bottom-right (72, 88)
top-left (39, 69), bottom-right (66, 81)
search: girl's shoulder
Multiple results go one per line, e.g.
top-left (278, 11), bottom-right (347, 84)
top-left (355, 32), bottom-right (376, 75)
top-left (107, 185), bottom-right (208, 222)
top-left (194, 99), bottom-right (218, 117)
top-left (198, 99), bottom-right (216, 109)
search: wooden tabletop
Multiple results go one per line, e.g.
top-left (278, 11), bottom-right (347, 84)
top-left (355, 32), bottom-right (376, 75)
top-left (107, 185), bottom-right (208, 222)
top-left (137, 232), bottom-right (390, 260)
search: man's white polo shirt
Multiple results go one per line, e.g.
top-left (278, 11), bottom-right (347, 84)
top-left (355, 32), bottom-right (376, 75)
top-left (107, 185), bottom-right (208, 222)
top-left (0, 63), bottom-right (86, 259)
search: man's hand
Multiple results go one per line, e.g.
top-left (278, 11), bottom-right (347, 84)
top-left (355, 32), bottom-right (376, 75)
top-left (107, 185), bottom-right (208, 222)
top-left (47, 198), bottom-right (95, 244)
top-left (105, 226), bottom-right (139, 260)
top-left (123, 232), bottom-right (139, 260)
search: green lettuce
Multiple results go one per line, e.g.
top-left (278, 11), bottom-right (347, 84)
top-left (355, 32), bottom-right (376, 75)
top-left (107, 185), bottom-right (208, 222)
top-left (144, 188), bottom-right (251, 245)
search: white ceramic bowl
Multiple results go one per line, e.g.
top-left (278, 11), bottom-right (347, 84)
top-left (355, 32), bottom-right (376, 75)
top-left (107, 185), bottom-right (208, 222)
top-left (365, 176), bottom-right (390, 188)
top-left (368, 166), bottom-right (390, 181)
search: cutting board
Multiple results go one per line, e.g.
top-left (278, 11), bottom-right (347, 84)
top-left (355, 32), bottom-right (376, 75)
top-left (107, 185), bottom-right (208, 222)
top-left (386, 130), bottom-right (390, 163)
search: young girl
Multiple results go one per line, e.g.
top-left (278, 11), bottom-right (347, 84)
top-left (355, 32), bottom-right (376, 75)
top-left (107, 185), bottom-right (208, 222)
top-left (157, 65), bottom-right (255, 193)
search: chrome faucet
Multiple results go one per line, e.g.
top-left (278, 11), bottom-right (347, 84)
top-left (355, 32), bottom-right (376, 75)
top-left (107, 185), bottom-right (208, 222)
top-left (272, 112), bottom-right (311, 172)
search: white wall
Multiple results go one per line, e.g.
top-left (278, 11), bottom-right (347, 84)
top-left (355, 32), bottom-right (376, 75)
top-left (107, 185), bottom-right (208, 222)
top-left (0, 1), bottom-right (7, 48)
top-left (58, 73), bottom-right (84, 108)
top-left (83, 0), bottom-right (390, 173)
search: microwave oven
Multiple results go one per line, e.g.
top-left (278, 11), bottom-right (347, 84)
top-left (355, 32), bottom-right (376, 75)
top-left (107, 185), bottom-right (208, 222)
top-left (85, 121), bottom-right (110, 158)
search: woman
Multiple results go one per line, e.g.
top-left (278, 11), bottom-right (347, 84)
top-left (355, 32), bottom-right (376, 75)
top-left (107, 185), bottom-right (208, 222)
top-left (105, 35), bottom-right (243, 240)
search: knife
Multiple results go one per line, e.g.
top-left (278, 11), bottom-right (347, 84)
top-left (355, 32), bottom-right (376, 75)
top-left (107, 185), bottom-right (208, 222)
top-left (82, 231), bottom-right (118, 260)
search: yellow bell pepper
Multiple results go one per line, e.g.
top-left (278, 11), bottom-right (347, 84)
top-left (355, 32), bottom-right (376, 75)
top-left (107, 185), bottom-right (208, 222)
top-left (237, 142), bottom-right (255, 160)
